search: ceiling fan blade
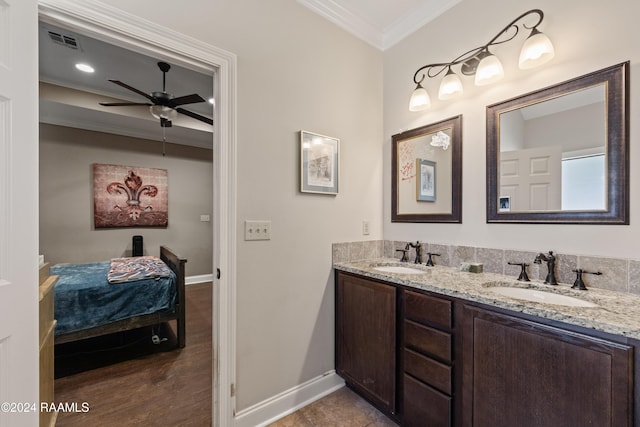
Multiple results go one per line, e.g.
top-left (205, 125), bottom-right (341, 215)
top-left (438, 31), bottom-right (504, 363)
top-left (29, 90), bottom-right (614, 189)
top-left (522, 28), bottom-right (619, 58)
top-left (99, 102), bottom-right (152, 107)
top-left (108, 79), bottom-right (155, 102)
top-left (169, 94), bottom-right (206, 107)
top-left (176, 108), bottom-right (214, 125)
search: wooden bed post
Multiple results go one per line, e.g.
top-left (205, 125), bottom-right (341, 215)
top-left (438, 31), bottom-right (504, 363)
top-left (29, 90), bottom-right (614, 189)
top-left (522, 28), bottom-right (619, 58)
top-left (160, 246), bottom-right (187, 348)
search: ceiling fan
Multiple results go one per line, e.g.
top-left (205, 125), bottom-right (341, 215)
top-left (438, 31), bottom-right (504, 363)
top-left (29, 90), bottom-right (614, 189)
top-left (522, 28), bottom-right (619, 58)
top-left (99, 61), bottom-right (213, 128)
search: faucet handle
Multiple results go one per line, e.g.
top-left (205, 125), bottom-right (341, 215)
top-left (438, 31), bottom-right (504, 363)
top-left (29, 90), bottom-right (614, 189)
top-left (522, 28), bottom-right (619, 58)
top-left (571, 269), bottom-right (602, 290)
top-left (395, 248), bottom-right (409, 262)
top-left (425, 253), bottom-right (440, 266)
top-left (508, 262), bottom-right (530, 282)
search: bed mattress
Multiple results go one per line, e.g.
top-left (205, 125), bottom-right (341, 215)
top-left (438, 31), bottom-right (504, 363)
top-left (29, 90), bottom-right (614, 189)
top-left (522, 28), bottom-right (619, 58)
top-left (51, 260), bottom-right (176, 335)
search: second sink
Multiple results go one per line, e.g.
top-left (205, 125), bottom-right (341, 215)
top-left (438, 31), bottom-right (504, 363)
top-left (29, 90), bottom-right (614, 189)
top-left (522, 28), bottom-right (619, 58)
top-left (373, 265), bottom-right (428, 275)
top-left (489, 286), bottom-right (598, 308)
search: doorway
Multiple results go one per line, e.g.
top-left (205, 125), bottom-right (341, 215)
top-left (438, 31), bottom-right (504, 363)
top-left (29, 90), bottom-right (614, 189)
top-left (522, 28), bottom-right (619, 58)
top-left (38, 2), bottom-right (237, 426)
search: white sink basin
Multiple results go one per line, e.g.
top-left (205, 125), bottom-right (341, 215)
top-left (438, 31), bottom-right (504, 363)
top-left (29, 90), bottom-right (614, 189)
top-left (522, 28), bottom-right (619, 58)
top-left (490, 287), bottom-right (598, 308)
top-left (373, 265), bottom-right (427, 275)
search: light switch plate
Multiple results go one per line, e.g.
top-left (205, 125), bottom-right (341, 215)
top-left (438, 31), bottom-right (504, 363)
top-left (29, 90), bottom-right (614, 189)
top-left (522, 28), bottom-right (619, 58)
top-left (362, 220), bottom-right (370, 235)
top-left (244, 220), bottom-right (271, 241)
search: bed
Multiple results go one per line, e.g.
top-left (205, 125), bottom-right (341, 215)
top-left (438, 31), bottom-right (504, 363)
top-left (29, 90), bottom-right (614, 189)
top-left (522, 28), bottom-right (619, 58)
top-left (51, 246), bottom-right (187, 348)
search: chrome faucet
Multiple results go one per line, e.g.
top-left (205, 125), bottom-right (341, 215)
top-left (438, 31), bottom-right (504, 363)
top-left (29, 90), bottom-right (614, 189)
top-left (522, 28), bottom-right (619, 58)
top-left (534, 251), bottom-right (558, 285)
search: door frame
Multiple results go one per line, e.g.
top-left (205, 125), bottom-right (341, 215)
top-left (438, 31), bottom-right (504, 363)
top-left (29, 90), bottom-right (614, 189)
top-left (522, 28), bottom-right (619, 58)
top-left (37, 2), bottom-right (237, 426)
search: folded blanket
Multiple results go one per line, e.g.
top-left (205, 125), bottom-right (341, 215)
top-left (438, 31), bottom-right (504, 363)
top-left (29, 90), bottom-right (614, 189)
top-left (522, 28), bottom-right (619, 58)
top-left (108, 256), bottom-right (173, 284)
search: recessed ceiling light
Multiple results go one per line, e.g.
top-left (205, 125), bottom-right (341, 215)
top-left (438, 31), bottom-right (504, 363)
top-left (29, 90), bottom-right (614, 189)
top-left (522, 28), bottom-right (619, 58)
top-left (75, 63), bottom-right (95, 73)
top-left (208, 97), bottom-right (215, 105)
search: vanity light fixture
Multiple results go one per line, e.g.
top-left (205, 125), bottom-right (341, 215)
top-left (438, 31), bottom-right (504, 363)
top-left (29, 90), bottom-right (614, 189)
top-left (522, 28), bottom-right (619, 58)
top-left (409, 9), bottom-right (554, 111)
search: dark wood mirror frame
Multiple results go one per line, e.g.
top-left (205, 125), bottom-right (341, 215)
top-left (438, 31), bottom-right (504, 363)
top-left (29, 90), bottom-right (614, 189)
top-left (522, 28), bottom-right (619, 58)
top-left (392, 115), bottom-right (462, 223)
top-left (486, 62), bottom-right (629, 224)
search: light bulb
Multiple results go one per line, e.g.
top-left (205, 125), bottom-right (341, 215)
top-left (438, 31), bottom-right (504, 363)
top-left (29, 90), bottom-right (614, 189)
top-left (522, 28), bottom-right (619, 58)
top-left (519, 29), bottom-right (555, 69)
top-left (438, 69), bottom-right (463, 100)
top-left (409, 83), bottom-right (431, 111)
top-left (475, 50), bottom-right (504, 86)
top-left (149, 105), bottom-right (178, 121)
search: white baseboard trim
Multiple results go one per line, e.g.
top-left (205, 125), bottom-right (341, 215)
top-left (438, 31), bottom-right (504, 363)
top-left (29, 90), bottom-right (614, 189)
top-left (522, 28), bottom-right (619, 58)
top-left (234, 371), bottom-right (345, 427)
top-left (186, 274), bottom-right (214, 285)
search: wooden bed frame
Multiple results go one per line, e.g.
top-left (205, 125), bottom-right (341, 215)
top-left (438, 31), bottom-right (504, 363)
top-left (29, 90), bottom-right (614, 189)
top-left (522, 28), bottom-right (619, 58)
top-left (54, 246), bottom-right (187, 348)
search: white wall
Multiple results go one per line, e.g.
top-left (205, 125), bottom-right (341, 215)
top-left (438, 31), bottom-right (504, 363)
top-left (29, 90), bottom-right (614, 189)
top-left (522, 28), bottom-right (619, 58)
top-left (384, 0), bottom-right (640, 258)
top-left (98, 0), bottom-right (384, 412)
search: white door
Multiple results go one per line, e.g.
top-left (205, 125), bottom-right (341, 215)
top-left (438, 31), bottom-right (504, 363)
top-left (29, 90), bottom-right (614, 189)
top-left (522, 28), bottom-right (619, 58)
top-left (500, 146), bottom-right (562, 211)
top-left (0, 0), bottom-right (40, 425)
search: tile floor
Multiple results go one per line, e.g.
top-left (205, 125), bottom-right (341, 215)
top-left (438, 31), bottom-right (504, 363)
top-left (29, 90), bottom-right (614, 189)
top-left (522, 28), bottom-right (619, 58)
top-left (268, 387), bottom-right (398, 427)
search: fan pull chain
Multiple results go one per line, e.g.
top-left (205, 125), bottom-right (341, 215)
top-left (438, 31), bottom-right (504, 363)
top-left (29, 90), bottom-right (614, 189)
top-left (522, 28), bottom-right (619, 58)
top-left (162, 127), bottom-right (167, 157)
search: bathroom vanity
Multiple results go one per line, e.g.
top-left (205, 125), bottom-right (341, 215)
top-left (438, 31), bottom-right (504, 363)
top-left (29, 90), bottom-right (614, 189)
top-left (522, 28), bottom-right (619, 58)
top-left (335, 260), bottom-right (640, 427)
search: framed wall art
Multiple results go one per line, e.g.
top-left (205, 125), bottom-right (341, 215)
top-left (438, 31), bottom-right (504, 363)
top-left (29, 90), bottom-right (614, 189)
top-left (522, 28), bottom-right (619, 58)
top-left (300, 130), bottom-right (339, 195)
top-left (416, 159), bottom-right (436, 202)
top-left (93, 163), bottom-right (168, 228)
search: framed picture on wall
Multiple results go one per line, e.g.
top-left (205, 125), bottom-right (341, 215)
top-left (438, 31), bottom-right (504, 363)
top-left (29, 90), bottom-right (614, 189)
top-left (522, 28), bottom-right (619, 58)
top-left (93, 163), bottom-right (168, 228)
top-left (300, 130), bottom-right (339, 195)
top-left (416, 159), bottom-right (436, 202)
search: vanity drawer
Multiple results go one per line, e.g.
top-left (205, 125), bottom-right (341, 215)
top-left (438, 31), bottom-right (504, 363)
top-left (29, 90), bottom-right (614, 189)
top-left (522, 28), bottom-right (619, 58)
top-left (403, 289), bottom-right (452, 330)
top-left (403, 374), bottom-right (451, 427)
top-left (404, 320), bottom-right (451, 362)
top-left (404, 348), bottom-right (451, 395)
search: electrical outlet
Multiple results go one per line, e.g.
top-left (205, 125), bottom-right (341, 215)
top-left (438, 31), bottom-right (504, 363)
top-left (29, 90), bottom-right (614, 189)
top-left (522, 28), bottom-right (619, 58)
top-left (244, 220), bottom-right (271, 241)
top-left (362, 220), bottom-right (370, 235)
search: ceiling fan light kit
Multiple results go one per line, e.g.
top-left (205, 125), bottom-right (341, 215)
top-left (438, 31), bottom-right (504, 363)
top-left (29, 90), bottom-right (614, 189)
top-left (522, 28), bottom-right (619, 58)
top-left (99, 61), bottom-right (214, 128)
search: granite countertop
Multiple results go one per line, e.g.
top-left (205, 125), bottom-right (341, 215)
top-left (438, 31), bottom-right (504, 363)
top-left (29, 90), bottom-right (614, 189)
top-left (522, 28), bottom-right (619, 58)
top-left (334, 258), bottom-right (640, 340)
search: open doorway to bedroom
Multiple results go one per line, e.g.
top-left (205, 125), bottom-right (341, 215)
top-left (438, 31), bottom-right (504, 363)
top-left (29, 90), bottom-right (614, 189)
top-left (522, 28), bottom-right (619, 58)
top-left (37, 16), bottom-right (217, 426)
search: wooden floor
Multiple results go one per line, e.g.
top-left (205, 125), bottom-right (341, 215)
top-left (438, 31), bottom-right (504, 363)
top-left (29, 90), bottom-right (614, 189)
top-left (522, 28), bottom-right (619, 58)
top-left (54, 282), bottom-right (212, 427)
top-left (54, 282), bottom-right (393, 426)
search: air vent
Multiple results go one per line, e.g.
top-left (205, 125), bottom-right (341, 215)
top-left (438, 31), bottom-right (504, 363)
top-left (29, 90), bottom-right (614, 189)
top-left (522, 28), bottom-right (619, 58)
top-left (48, 31), bottom-right (80, 50)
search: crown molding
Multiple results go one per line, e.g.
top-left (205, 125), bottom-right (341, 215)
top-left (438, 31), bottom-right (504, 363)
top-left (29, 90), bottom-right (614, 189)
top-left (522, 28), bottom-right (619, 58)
top-left (297, 0), bottom-right (462, 51)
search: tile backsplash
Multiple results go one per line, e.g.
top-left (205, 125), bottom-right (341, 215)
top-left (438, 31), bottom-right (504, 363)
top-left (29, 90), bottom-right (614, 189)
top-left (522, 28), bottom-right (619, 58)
top-left (332, 240), bottom-right (640, 295)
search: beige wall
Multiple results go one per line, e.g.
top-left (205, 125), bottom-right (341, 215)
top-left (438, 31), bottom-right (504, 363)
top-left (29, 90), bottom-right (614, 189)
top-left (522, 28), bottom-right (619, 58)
top-left (39, 123), bottom-right (213, 275)
top-left (384, 0), bottom-right (640, 259)
top-left (98, 0), bottom-right (384, 411)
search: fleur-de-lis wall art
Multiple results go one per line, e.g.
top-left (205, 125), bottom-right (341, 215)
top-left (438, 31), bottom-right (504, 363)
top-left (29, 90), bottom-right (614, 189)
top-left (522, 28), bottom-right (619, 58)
top-left (93, 164), bottom-right (168, 228)
top-left (107, 170), bottom-right (158, 220)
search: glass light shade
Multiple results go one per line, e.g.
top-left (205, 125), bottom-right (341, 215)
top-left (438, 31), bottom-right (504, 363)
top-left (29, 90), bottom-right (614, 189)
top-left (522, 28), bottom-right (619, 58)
top-left (438, 70), bottom-right (463, 100)
top-left (149, 105), bottom-right (178, 121)
top-left (475, 51), bottom-right (504, 86)
top-left (409, 84), bottom-right (431, 111)
top-left (519, 30), bottom-right (555, 69)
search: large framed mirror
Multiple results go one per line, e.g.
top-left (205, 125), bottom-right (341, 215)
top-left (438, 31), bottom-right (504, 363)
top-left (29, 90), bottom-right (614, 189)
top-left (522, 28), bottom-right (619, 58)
top-left (392, 115), bottom-right (462, 223)
top-left (487, 62), bottom-right (629, 224)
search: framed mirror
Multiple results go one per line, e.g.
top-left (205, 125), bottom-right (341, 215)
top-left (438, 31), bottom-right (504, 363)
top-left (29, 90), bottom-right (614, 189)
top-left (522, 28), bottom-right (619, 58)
top-left (487, 62), bottom-right (629, 224)
top-left (392, 115), bottom-right (462, 223)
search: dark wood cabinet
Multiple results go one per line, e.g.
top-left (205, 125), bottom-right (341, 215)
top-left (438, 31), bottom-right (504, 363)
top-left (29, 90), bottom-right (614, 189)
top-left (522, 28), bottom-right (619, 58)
top-left (336, 272), bottom-right (397, 414)
top-left (461, 305), bottom-right (634, 427)
top-left (335, 269), bottom-right (637, 426)
top-left (401, 289), bottom-right (454, 427)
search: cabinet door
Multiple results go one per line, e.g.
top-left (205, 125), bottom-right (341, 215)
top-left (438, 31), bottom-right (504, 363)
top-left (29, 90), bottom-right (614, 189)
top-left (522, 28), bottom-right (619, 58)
top-left (462, 305), bottom-right (633, 427)
top-left (336, 272), bottom-right (396, 413)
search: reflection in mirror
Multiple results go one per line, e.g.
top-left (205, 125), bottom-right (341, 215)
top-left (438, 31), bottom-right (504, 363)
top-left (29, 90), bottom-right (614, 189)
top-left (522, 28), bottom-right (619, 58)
top-left (499, 85), bottom-right (606, 212)
top-left (392, 115), bottom-right (462, 223)
top-left (487, 62), bottom-right (629, 224)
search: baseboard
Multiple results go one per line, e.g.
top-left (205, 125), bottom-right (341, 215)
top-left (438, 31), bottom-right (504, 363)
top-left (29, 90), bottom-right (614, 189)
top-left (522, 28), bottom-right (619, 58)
top-left (186, 274), bottom-right (213, 285)
top-left (233, 371), bottom-right (345, 427)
